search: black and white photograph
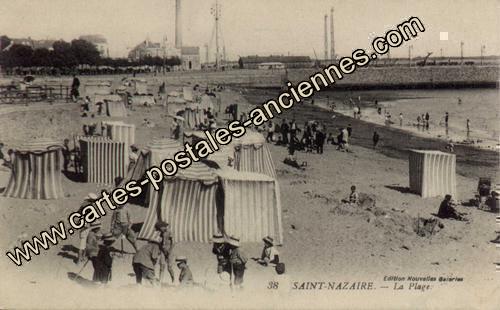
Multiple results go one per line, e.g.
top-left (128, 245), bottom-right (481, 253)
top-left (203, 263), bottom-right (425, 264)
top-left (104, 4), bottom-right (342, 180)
top-left (0, 0), bottom-right (499, 309)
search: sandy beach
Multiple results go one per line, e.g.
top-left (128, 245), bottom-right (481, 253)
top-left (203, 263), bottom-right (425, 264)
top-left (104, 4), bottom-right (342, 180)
top-left (0, 79), bottom-right (499, 309)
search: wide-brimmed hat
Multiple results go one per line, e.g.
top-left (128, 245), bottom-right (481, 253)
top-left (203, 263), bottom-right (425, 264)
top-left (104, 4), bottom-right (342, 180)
top-left (154, 221), bottom-right (169, 230)
top-left (227, 236), bottom-right (240, 247)
top-left (262, 236), bottom-right (274, 246)
top-left (86, 192), bottom-right (99, 201)
top-left (175, 256), bottom-right (187, 263)
top-left (211, 233), bottom-right (225, 243)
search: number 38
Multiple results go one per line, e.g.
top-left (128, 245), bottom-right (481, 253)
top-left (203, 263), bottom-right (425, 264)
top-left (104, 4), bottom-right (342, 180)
top-left (267, 281), bottom-right (279, 289)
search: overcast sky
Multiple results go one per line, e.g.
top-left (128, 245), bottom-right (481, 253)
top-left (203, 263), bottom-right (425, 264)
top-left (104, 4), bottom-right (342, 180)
top-left (1, 0), bottom-right (498, 59)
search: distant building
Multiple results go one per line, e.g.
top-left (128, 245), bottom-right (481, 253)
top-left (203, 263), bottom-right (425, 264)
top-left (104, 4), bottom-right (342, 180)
top-left (240, 55), bottom-right (314, 69)
top-left (2, 37), bottom-right (55, 51)
top-left (180, 46), bottom-right (200, 70)
top-left (79, 34), bottom-right (109, 57)
top-left (128, 38), bottom-right (200, 71)
top-left (257, 62), bottom-right (286, 70)
top-left (128, 39), bottom-right (165, 60)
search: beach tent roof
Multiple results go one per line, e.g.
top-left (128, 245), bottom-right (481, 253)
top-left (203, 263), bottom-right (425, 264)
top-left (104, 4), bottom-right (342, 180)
top-left (5, 138), bottom-right (65, 199)
top-left (16, 138), bottom-right (62, 152)
top-left (95, 94), bottom-right (122, 102)
top-left (144, 138), bottom-right (182, 166)
top-left (168, 90), bottom-right (181, 97)
top-left (172, 161), bottom-right (219, 185)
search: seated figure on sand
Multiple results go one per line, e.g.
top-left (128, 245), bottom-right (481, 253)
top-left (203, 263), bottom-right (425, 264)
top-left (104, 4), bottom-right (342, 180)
top-left (341, 185), bottom-right (359, 206)
top-left (211, 234), bottom-right (231, 274)
top-left (176, 256), bottom-right (194, 285)
top-left (437, 195), bottom-right (468, 221)
top-left (257, 236), bottom-right (280, 267)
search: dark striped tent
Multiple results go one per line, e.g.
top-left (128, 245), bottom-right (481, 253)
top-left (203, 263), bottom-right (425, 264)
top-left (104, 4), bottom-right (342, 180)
top-left (3, 139), bottom-right (64, 199)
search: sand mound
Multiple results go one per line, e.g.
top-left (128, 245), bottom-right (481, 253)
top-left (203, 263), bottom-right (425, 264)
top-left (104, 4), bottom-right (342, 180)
top-left (413, 217), bottom-right (444, 237)
top-left (317, 192), bottom-right (445, 240)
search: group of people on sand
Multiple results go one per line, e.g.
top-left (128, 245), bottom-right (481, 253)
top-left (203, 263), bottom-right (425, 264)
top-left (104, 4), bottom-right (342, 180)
top-left (80, 96), bottom-right (105, 117)
top-left (264, 119), bottom-right (327, 168)
top-left (77, 193), bottom-right (283, 288)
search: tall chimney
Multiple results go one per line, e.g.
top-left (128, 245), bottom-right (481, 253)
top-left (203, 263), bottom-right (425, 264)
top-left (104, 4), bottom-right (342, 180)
top-left (324, 14), bottom-right (328, 60)
top-left (330, 7), bottom-right (335, 60)
top-left (175, 0), bottom-right (182, 48)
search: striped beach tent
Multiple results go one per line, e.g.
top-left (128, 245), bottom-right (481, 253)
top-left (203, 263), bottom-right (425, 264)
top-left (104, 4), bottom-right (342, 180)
top-left (233, 131), bottom-right (277, 178)
top-left (132, 79), bottom-right (148, 95)
top-left (217, 168), bottom-right (283, 244)
top-left (184, 103), bottom-right (205, 129)
top-left (138, 161), bottom-right (221, 243)
top-left (79, 137), bottom-right (127, 184)
top-left (3, 139), bottom-right (64, 199)
top-left (96, 94), bottom-right (128, 118)
top-left (102, 121), bottom-right (135, 146)
top-left (130, 95), bottom-right (155, 106)
top-left (409, 150), bottom-right (456, 198)
top-left (120, 138), bottom-right (181, 186)
top-left (183, 130), bottom-right (235, 168)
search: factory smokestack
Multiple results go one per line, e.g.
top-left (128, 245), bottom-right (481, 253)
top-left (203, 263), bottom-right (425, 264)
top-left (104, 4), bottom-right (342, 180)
top-left (324, 14), bottom-right (328, 60)
top-left (330, 7), bottom-right (335, 60)
top-left (175, 0), bottom-right (182, 48)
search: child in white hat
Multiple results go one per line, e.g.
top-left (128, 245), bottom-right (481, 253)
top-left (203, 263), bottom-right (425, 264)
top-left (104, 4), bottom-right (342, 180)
top-left (258, 236), bottom-right (280, 266)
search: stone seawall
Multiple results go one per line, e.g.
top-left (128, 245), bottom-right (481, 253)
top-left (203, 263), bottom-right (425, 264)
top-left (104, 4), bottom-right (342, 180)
top-left (287, 65), bottom-right (499, 89)
top-left (160, 66), bottom-right (499, 89)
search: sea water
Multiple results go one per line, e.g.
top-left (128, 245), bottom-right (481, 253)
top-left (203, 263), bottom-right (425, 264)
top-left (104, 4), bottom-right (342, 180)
top-left (317, 88), bottom-right (500, 148)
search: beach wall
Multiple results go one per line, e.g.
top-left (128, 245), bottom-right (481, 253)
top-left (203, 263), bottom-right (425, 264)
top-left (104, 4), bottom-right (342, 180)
top-left (157, 66), bottom-right (499, 89)
top-left (287, 66), bottom-right (500, 89)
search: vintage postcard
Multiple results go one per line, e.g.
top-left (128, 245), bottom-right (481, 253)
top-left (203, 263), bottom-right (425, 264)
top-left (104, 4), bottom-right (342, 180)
top-left (0, 0), bottom-right (498, 309)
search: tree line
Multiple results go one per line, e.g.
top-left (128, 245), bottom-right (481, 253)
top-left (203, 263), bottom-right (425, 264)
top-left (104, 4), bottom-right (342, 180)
top-left (0, 35), bottom-right (181, 75)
